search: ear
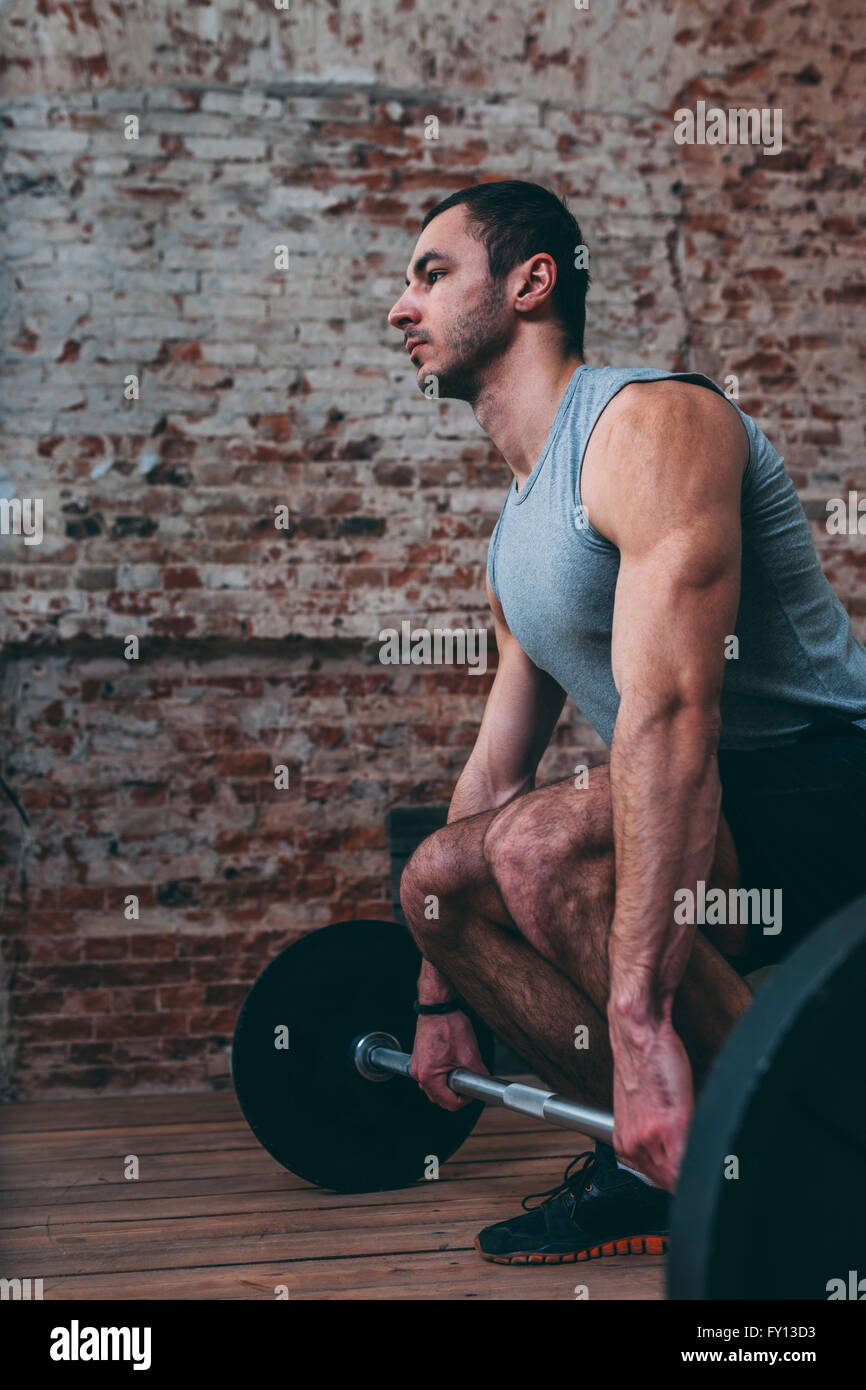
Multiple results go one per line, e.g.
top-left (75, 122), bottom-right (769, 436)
top-left (514, 252), bottom-right (557, 309)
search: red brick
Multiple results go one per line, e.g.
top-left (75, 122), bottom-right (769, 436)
top-left (93, 1012), bottom-right (189, 1040)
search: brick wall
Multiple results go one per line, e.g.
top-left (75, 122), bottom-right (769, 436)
top-left (1, 0), bottom-right (864, 1096)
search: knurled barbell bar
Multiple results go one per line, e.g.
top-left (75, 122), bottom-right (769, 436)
top-left (232, 892), bottom-right (866, 1300)
top-left (352, 1032), bottom-right (615, 1142)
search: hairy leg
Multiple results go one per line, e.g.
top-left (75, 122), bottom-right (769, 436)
top-left (400, 766), bottom-right (753, 1113)
top-left (481, 764), bottom-right (754, 1090)
top-left (401, 808), bottom-right (615, 1107)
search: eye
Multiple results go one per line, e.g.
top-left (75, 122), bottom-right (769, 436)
top-left (428, 270), bottom-right (446, 283)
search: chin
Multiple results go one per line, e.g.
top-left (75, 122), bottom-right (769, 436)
top-left (416, 362), bottom-right (441, 390)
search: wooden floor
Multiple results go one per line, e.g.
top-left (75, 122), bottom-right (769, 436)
top-left (0, 1085), bottom-right (665, 1300)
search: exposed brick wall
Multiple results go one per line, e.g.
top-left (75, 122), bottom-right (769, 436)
top-left (1, 0), bottom-right (863, 1096)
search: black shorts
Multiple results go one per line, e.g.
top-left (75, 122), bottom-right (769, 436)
top-left (717, 719), bottom-right (866, 975)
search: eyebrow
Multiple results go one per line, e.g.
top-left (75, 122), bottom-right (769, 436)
top-left (404, 249), bottom-right (454, 286)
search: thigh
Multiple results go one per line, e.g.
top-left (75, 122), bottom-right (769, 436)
top-left (483, 761), bottom-right (746, 960)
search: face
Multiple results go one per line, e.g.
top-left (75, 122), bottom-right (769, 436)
top-left (387, 205), bottom-right (514, 403)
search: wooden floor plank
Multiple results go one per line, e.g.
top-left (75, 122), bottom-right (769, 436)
top-left (0, 1134), bottom-right (588, 1195)
top-left (0, 1123), bottom-right (584, 1169)
top-left (0, 1092), bottom-right (239, 1133)
top-left (0, 1102), bottom-right (533, 1147)
top-left (0, 1078), bottom-right (566, 1135)
top-left (4, 1196), bottom-right (662, 1272)
top-left (0, 1164), bottom-right (590, 1229)
top-left (31, 1250), bottom-right (665, 1300)
top-left (0, 1088), bottom-right (662, 1300)
top-left (0, 1155), bottom-right (602, 1224)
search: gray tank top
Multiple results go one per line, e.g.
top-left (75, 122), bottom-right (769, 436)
top-left (487, 364), bottom-right (866, 750)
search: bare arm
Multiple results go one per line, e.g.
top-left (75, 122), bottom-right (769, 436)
top-left (582, 379), bottom-right (749, 1185)
top-left (447, 573), bottom-right (567, 821)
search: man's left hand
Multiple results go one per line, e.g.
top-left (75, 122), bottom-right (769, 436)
top-left (608, 1017), bottom-right (694, 1193)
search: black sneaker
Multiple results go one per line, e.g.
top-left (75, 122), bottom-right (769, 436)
top-left (474, 1144), bottom-right (671, 1265)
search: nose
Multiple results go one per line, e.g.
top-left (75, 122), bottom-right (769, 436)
top-left (388, 293), bottom-right (420, 337)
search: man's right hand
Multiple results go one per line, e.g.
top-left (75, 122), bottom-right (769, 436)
top-left (410, 1010), bottom-right (491, 1111)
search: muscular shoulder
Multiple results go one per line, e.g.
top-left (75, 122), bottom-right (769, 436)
top-left (600, 380), bottom-right (750, 461)
top-left (583, 378), bottom-right (749, 544)
top-left (603, 378), bottom-right (744, 442)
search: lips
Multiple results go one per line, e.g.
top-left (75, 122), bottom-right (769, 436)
top-left (406, 339), bottom-right (425, 357)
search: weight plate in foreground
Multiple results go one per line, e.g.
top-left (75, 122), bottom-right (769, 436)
top-left (232, 919), bottom-right (495, 1192)
top-left (669, 891), bottom-right (866, 1300)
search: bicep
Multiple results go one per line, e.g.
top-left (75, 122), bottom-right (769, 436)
top-left (611, 518), bottom-right (741, 712)
top-left (599, 387), bottom-right (746, 711)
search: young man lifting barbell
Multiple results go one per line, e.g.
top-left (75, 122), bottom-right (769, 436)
top-left (387, 180), bottom-right (866, 1265)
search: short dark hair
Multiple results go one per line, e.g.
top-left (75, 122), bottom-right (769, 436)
top-left (420, 180), bottom-right (590, 356)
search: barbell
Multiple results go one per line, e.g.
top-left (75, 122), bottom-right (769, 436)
top-left (231, 893), bottom-right (866, 1300)
top-left (353, 1034), bottom-right (616, 1143)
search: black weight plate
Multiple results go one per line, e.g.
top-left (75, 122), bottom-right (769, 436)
top-left (232, 919), bottom-right (496, 1192)
top-left (669, 891), bottom-right (866, 1299)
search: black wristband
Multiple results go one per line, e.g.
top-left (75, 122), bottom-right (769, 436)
top-left (413, 998), bottom-right (464, 1015)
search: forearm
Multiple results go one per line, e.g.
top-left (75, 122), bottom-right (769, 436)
top-left (447, 755), bottom-right (533, 824)
top-left (606, 706), bottom-right (723, 1033)
top-left (416, 956), bottom-right (458, 1004)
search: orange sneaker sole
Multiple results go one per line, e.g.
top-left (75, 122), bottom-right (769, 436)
top-left (475, 1233), bottom-right (669, 1264)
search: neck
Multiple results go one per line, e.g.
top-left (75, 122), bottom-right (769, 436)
top-left (473, 343), bottom-right (585, 488)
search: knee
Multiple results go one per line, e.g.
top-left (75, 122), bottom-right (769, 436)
top-left (399, 832), bottom-right (463, 950)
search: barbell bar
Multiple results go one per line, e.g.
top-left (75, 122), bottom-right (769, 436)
top-left (353, 1033), bottom-right (616, 1144)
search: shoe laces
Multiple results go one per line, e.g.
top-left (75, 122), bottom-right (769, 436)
top-left (521, 1150), bottom-right (599, 1212)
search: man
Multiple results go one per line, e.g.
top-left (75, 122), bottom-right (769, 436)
top-left (387, 179), bottom-right (866, 1264)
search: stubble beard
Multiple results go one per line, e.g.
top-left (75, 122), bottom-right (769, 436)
top-left (417, 279), bottom-right (512, 406)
